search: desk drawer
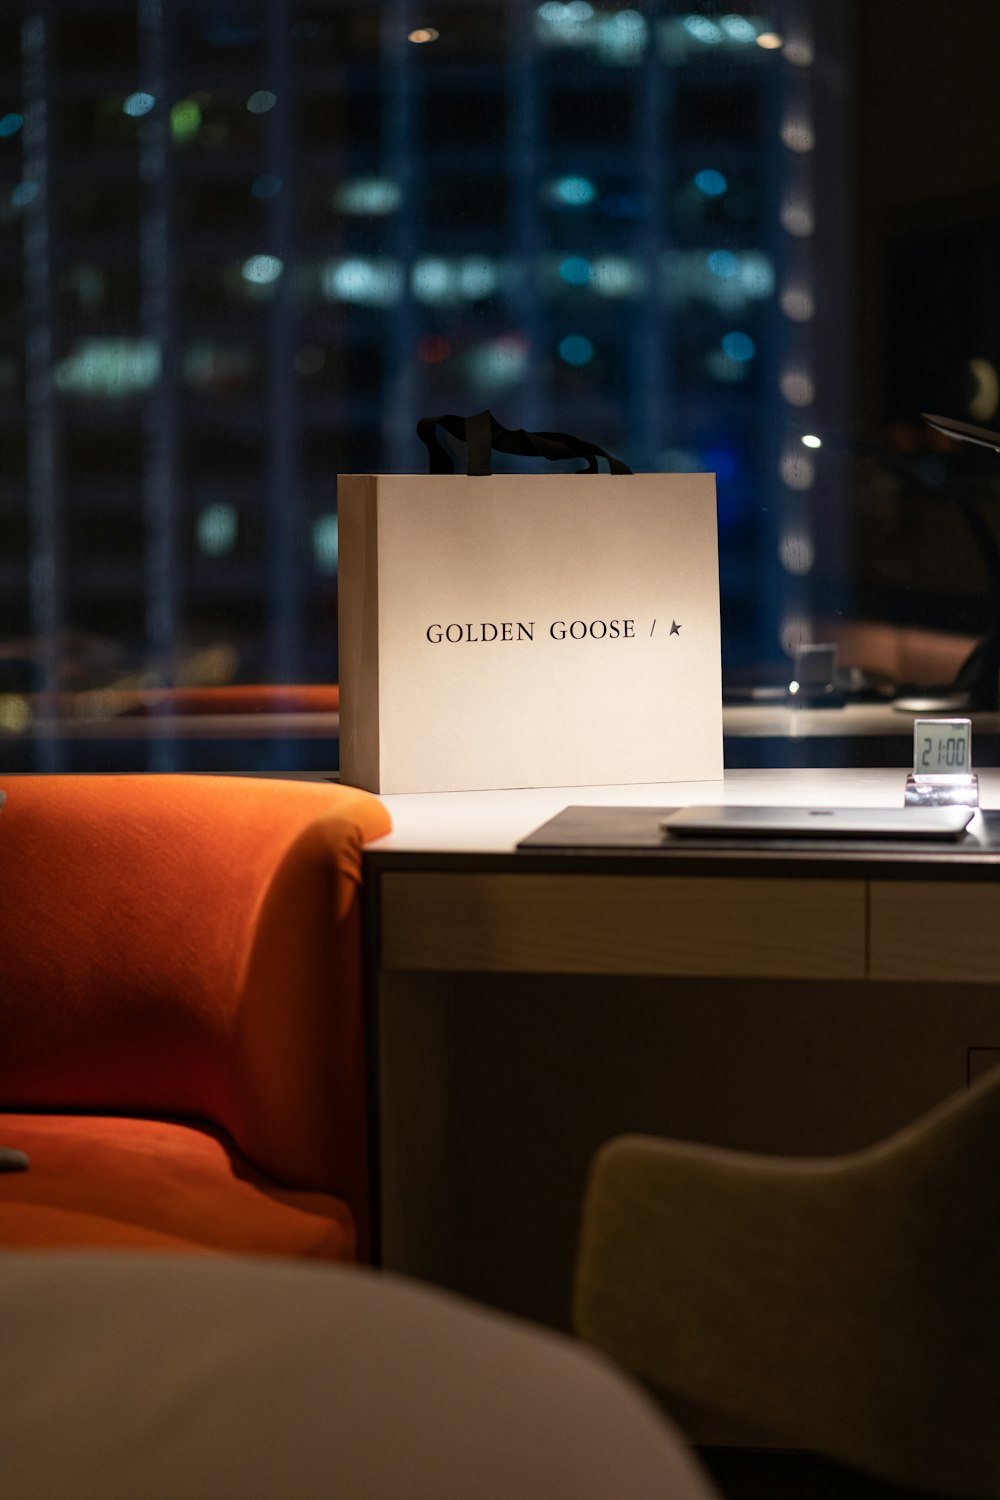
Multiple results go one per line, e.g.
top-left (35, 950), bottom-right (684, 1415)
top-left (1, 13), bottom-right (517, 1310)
top-left (871, 881), bottom-right (1000, 982)
top-left (380, 872), bottom-right (866, 977)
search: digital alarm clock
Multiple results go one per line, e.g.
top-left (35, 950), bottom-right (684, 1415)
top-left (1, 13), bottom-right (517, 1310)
top-left (913, 717), bottom-right (971, 775)
top-left (905, 717), bottom-right (978, 808)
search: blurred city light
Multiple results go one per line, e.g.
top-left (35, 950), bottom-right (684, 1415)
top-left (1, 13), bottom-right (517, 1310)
top-left (780, 612), bottom-right (813, 657)
top-left (594, 10), bottom-right (647, 65)
top-left (591, 256), bottom-right (640, 296)
top-left (458, 257), bottom-right (498, 299)
top-left (559, 333), bottom-right (594, 365)
top-left (780, 449), bottom-right (815, 489)
top-left (695, 169), bottom-right (728, 196)
top-left (241, 255), bottom-right (284, 284)
top-left (721, 331), bottom-right (756, 361)
top-left (412, 258), bottom-right (452, 302)
top-left (707, 249), bottom-right (738, 278)
top-left (246, 91), bottom-right (277, 113)
top-left (312, 515), bottom-right (339, 574)
top-left (779, 528), bottom-right (815, 575)
top-left (780, 368), bottom-right (815, 406)
top-left (409, 256), bottom-right (500, 304)
top-left (0, 696), bottom-right (30, 733)
top-left (739, 252), bottom-right (775, 297)
top-left (719, 15), bottom-right (758, 42)
top-left (780, 197), bottom-right (814, 237)
top-left (468, 333), bottom-right (530, 392)
top-left (196, 503), bottom-right (238, 557)
top-left (321, 257), bottom-right (401, 306)
top-left (55, 339), bottom-right (161, 398)
top-left (549, 175), bottom-right (598, 207)
top-left (122, 93), bottom-right (155, 117)
top-left (682, 15), bottom-right (724, 45)
top-left (559, 255), bottom-right (592, 285)
top-left (780, 283), bottom-right (815, 321)
top-left (781, 115), bottom-right (815, 152)
top-left (664, 250), bottom-right (773, 310)
top-left (170, 99), bottom-right (201, 141)
top-left (784, 38), bottom-right (815, 66)
top-left (659, 12), bottom-right (769, 59)
top-left (536, 2), bottom-right (594, 47)
top-left (336, 178), bottom-right (402, 215)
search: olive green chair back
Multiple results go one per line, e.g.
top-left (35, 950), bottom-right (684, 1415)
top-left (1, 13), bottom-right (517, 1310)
top-left (574, 1068), bottom-right (1000, 1499)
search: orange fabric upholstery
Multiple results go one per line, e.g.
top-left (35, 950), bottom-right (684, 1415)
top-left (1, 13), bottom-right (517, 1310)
top-left (0, 774), bottom-right (390, 1259)
top-left (0, 1115), bottom-right (356, 1257)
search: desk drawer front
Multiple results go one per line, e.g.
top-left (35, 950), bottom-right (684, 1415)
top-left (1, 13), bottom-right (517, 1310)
top-left (871, 882), bottom-right (1000, 982)
top-left (380, 872), bottom-right (865, 977)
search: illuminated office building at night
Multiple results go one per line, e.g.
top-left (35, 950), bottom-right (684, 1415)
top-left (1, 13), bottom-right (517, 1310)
top-left (0, 1), bottom-right (851, 767)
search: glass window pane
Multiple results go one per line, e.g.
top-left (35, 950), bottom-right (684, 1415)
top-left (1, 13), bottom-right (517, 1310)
top-left (7, 0), bottom-right (999, 772)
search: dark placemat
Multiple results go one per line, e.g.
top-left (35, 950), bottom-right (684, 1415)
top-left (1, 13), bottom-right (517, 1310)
top-left (517, 804), bottom-right (1000, 855)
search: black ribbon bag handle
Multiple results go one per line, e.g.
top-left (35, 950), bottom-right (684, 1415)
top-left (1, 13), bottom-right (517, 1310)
top-left (416, 410), bottom-right (632, 475)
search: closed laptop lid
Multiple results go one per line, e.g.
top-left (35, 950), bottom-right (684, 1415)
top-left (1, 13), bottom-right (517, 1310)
top-left (660, 805), bottom-right (973, 841)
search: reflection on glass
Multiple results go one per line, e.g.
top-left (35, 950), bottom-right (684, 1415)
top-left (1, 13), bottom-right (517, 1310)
top-left (1, 0), bottom-right (863, 772)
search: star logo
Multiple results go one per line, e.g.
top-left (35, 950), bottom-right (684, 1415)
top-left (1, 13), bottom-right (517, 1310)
top-left (669, 620), bottom-right (681, 636)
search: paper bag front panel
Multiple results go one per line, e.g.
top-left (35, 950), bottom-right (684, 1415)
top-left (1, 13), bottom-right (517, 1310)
top-left (339, 471), bottom-right (722, 793)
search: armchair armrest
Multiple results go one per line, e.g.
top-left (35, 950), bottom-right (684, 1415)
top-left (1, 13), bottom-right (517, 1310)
top-left (573, 1073), bottom-right (1000, 1497)
top-left (0, 774), bottom-right (390, 1207)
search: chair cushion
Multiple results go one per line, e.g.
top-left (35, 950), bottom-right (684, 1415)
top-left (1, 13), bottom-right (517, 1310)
top-left (0, 1114), bottom-right (356, 1259)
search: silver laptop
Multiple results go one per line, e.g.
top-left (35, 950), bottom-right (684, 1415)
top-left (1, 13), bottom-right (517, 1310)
top-left (660, 805), bottom-right (974, 841)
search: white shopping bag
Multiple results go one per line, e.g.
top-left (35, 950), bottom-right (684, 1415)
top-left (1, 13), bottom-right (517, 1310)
top-left (338, 411), bottom-right (722, 794)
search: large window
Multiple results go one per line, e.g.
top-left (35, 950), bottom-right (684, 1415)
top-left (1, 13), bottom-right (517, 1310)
top-left (5, 1), bottom-right (995, 770)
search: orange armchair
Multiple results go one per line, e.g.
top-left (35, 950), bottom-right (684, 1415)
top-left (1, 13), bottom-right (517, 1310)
top-left (0, 773), bottom-right (390, 1261)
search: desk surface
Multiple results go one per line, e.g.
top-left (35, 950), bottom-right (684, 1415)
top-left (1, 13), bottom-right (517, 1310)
top-left (368, 766), bottom-right (1000, 857)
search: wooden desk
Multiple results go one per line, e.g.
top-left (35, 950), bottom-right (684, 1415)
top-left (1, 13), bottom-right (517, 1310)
top-left (364, 769), bottom-right (1000, 1331)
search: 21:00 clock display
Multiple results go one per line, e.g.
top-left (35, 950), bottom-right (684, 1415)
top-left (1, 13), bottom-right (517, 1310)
top-left (914, 718), bottom-right (971, 773)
